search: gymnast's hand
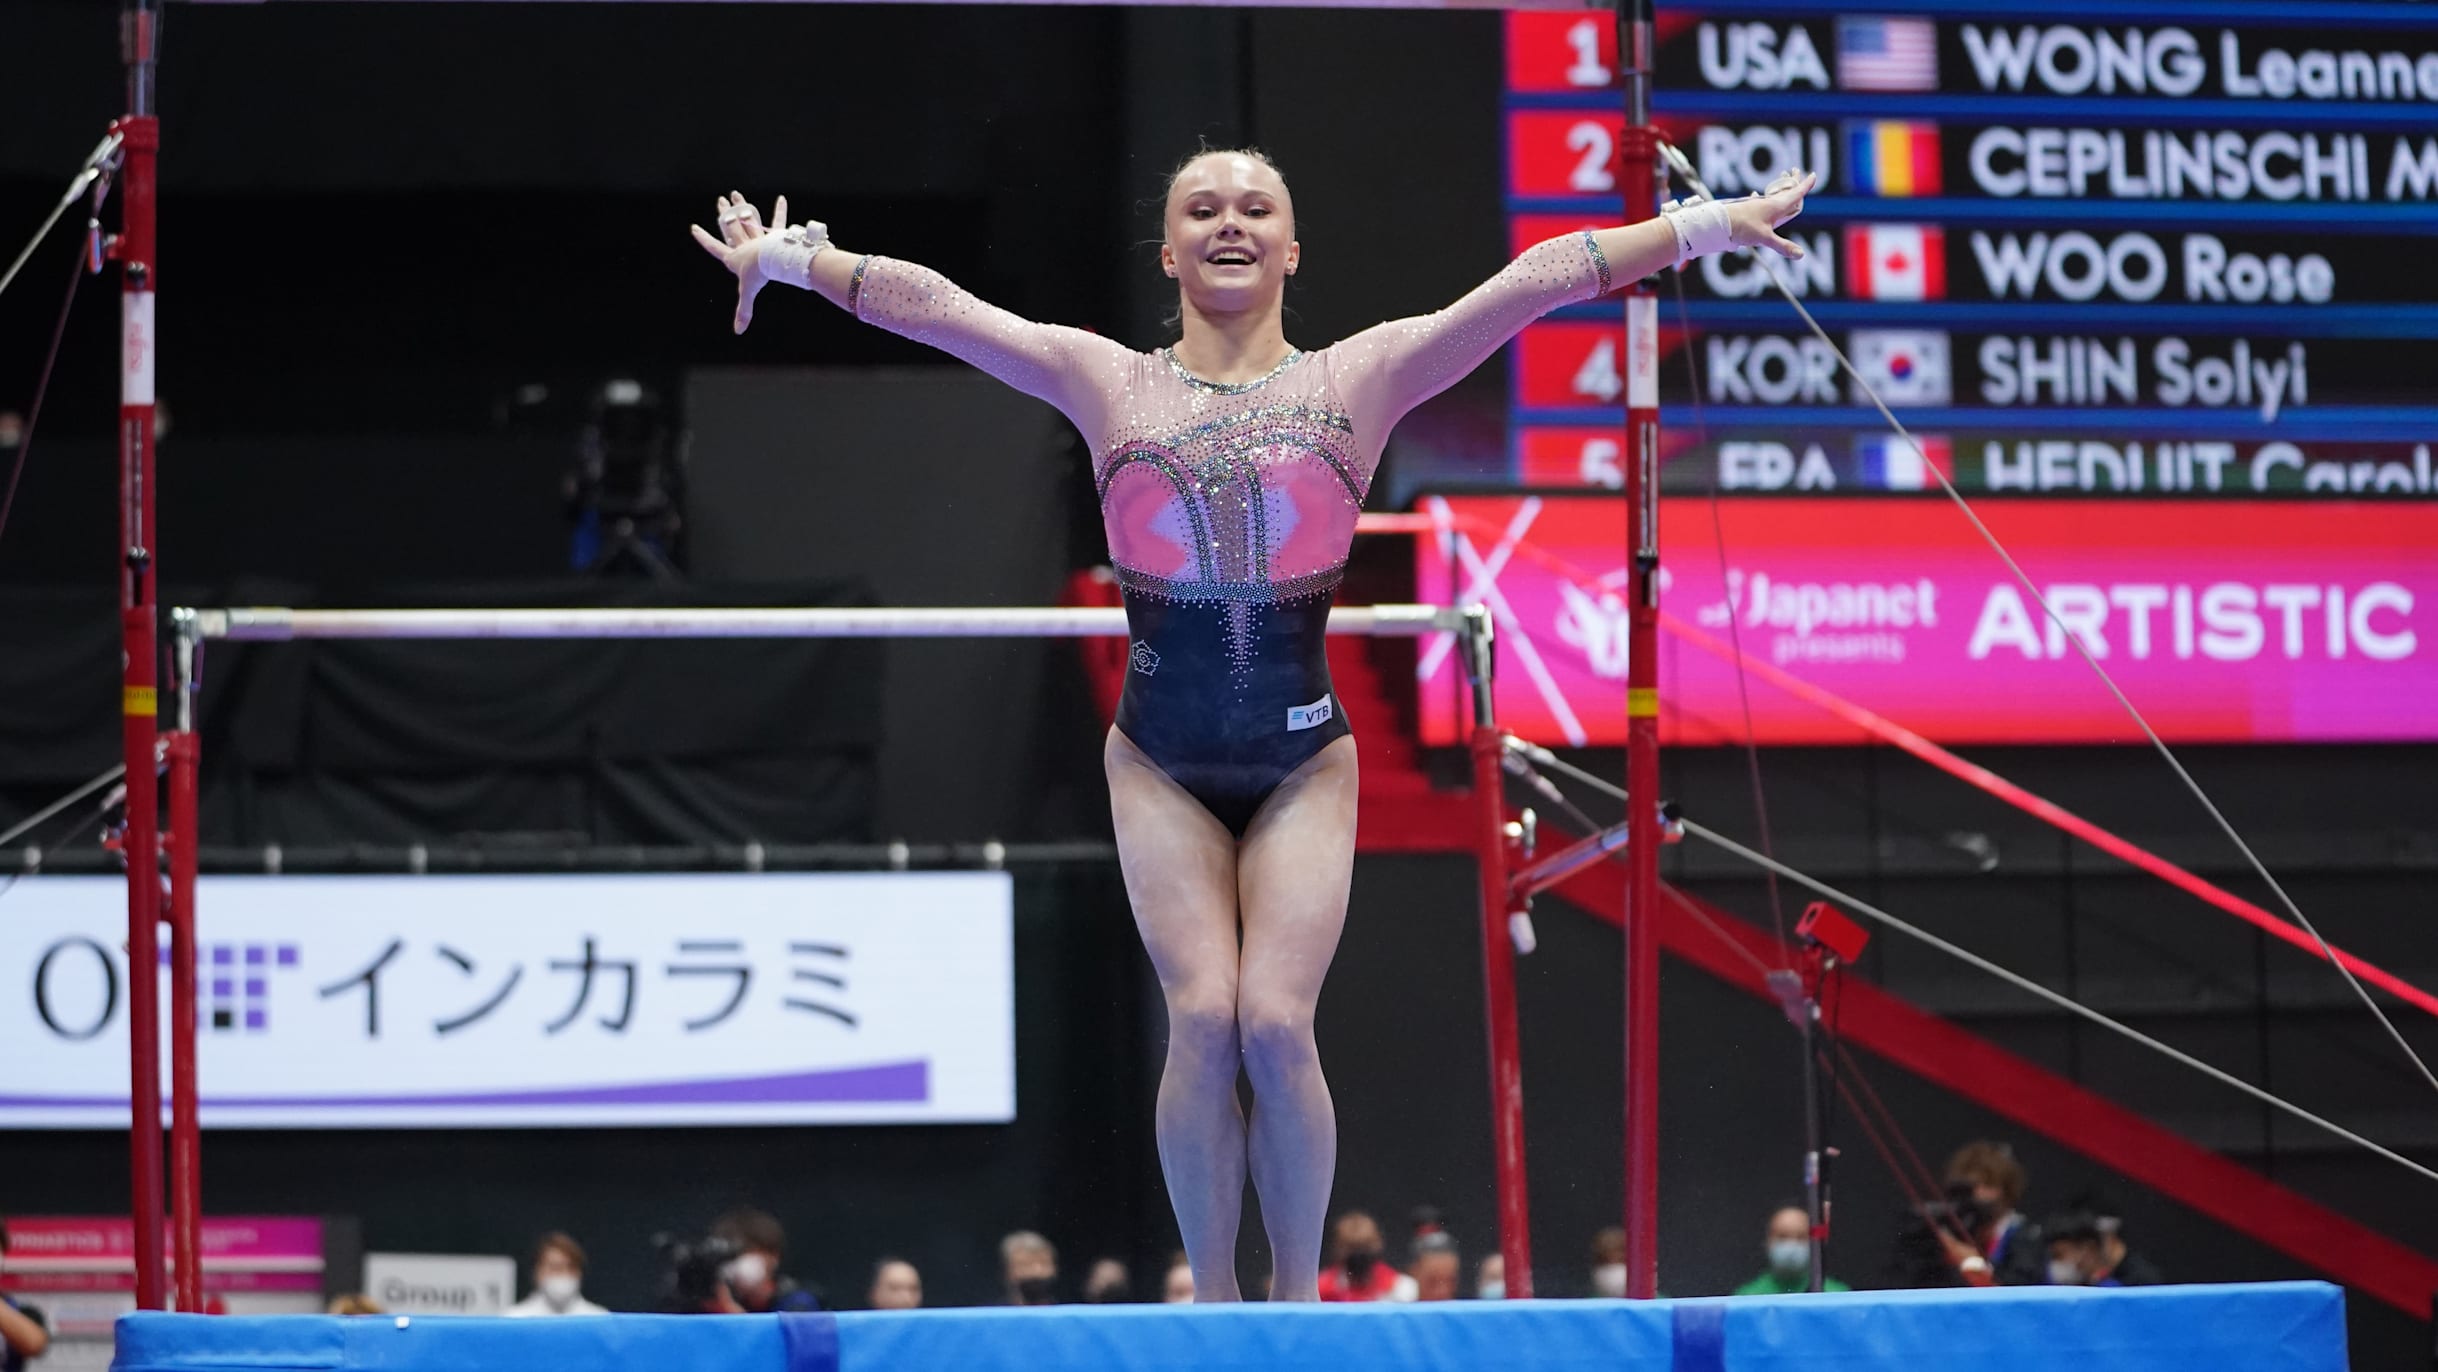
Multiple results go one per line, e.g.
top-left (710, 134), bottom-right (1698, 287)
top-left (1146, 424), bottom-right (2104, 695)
top-left (691, 191), bottom-right (811, 334)
top-left (1724, 168), bottom-right (1817, 260)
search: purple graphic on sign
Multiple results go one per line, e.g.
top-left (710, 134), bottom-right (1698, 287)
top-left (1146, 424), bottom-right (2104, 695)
top-left (159, 942), bottom-right (299, 1035)
top-left (0, 1060), bottom-right (931, 1111)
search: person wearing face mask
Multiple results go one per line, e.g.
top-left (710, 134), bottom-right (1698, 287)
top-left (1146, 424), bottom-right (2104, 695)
top-left (1473, 1253), bottom-right (1506, 1301)
top-left (1314, 1212), bottom-right (1399, 1302)
top-left (506, 1233), bottom-right (609, 1317)
top-left (711, 1209), bottom-right (822, 1313)
top-left (1588, 1227), bottom-right (1630, 1299)
top-left (1732, 1206), bottom-right (1851, 1296)
top-left (0, 1217), bottom-right (53, 1372)
top-left (2042, 1206), bottom-right (2163, 1289)
top-left (694, 154), bottom-right (1812, 1305)
top-left (1000, 1231), bottom-right (1061, 1306)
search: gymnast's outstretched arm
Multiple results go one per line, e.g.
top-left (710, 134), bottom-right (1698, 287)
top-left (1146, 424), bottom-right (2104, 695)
top-left (690, 191), bottom-right (1130, 433)
top-left (1333, 169), bottom-right (1816, 444)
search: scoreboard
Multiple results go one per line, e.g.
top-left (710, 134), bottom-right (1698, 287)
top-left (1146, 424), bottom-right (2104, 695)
top-left (1439, 3), bottom-right (2438, 745)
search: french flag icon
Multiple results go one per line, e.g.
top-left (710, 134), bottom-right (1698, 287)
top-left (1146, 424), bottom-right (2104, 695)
top-left (1845, 224), bottom-right (1947, 302)
top-left (1854, 433), bottom-right (1954, 491)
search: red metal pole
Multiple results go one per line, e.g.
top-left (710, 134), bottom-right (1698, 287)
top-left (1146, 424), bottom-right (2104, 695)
top-left (1461, 608), bottom-right (1536, 1298)
top-left (116, 0), bottom-right (167, 1313)
top-left (165, 721), bottom-right (203, 1313)
top-left (1617, 2), bottom-right (1663, 1301)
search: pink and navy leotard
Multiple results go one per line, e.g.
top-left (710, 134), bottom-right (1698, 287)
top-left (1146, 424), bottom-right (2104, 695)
top-left (849, 232), bottom-right (1614, 835)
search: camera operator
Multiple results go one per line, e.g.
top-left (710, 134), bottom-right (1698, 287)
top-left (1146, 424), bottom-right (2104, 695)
top-left (1891, 1142), bottom-right (2044, 1288)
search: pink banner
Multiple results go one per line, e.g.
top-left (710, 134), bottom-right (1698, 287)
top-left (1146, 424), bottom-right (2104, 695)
top-left (1415, 496), bottom-right (2436, 746)
top-left (0, 1217), bottom-right (324, 1295)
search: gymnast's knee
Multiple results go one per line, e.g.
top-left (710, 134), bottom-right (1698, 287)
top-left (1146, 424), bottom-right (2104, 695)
top-left (1236, 997), bottom-right (1318, 1090)
top-left (1164, 984), bottom-right (1241, 1068)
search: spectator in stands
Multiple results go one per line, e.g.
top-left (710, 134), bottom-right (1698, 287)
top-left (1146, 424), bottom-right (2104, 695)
top-left (1589, 1227), bottom-right (1629, 1298)
top-left (1732, 1206), bottom-right (1849, 1295)
top-left (506, 1232), bottom-right (609, 1317)
top-left (1403, 1232), bottom-right (1461, 1302)
top-left (1001, 1231), bottom-right (1060, 1305)
top-left (711, 1209), bottom-right (822, 1312)
top-left (1936, 1142), bottom-right (2044, 1287)
top-left (1162, 1252), bottom-right (1195, 1304)
top-left (1, 1218), bottom-right (50, 1372)
top-left (1474, 1253), bottom-right (1506, 1300)
top-left (867, 1258), bottom-right (923, 1310)
top-left (2044, 1200), bottom-right (2163, 1288)
top-left (324, 1295), bottom-right (383, 1316)
top-left (1315, 1211), bottom-right (1399, 1302)
top-left (1082, 1257), bottom-right (1133, 1303)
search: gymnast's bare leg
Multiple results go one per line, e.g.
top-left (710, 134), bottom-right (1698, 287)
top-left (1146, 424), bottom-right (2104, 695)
top-left (1231, 733), bottom-right (1358, 1301)
top-left (1107, 727), bottom-right (1357, 1302)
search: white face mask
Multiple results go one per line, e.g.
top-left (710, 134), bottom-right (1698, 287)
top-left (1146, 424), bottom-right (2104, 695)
top-left (1768, 1239), bottom-right (1811, 1275)
top-left (2047, 1258), bottom-right (2084, 1286)
top-left (1477, 1281), bottom-right (1505, 1301)
top-left (724, 1252), bottom-right (771, 1292)
top-left (1592, 1263), bottom-right (1628, 1298)
top-left (540, 1274), bottom-right (582, 1306)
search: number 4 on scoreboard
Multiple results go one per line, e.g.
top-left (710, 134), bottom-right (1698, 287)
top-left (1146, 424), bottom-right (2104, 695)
top-left (1574, 336), bottom-right (1624, 404)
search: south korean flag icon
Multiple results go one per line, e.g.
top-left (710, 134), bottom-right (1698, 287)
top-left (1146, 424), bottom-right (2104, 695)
top-left (1847, 329), bottom-right (1951, 407)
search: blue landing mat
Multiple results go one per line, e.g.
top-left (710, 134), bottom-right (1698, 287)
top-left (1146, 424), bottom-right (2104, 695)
top-left (113, 1282), bottom-right (2347, 1372)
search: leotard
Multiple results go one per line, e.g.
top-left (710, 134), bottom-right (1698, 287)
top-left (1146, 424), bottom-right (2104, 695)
top-left (848, 233), bottom-right (1614, 835)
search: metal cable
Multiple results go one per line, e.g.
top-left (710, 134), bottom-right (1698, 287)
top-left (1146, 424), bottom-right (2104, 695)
top-left (1656, 141), bottom-right (2438, 1099)
top-left (1678, 815), bottom-right (2438, 1186)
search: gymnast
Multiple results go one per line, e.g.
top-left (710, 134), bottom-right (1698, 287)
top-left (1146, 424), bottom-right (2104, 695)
top-left (692, 152), bottom-right (1812, 1300)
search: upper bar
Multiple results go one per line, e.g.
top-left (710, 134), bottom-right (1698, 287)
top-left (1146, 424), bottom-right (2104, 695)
top-left (189, 604), bottom-right (1460, 641)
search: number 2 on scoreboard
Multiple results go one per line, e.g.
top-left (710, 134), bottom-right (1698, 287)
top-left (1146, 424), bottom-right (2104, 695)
top-left (1565, 121), bottom-right (1616, 193)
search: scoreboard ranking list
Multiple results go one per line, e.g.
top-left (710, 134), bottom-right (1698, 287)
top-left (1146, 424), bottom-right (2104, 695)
top-left (1501, 2), bottom-right (2438, 497)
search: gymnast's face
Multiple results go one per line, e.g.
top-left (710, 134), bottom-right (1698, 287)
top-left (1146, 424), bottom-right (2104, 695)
top-left (1162, 153), bottom-right (1298, 314)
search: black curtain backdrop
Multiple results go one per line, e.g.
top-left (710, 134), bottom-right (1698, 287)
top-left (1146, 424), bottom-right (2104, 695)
top-left (0, 578), bottom-right (884, 847)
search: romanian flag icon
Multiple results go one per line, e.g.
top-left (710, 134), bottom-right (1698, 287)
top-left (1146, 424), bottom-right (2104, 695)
top-left (1844, 121), bottom-right (1942, 197)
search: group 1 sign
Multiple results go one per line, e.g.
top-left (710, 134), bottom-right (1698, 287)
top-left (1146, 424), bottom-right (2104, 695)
top-left (1, 873), bottom-right (1015, 1129)
top-left (1414, 494), bottom-right (2432, 747)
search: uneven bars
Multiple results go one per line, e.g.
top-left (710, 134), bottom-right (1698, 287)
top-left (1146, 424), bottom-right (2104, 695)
top-left (185, 604), bottom-right (1458, 641)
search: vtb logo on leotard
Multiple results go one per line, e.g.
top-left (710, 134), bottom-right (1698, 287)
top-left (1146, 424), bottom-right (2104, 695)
top-left (1287, 696), bottom-right (1334, 732)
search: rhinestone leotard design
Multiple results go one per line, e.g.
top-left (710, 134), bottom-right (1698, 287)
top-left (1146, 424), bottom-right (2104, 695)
top-left (852, 233), bottom-right (1612, 835)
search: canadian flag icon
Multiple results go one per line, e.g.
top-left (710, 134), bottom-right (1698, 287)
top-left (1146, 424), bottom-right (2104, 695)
top-left (1844, 224), bottom-right (1947, 302)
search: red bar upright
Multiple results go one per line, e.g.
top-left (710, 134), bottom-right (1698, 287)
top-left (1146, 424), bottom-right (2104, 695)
top-left (165, 727), bottom-right (202, 1312)
top-left (1616, 3), bottom-right (1663, 1301)
top-left (116, 0), bottom-right (167, 1312)
top-left (1462, 608), bottom-right (1535, 1298)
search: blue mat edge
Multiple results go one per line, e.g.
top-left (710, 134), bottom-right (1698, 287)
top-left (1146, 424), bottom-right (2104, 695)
top-left (111, 1280), bottom-right (2347, 1372)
